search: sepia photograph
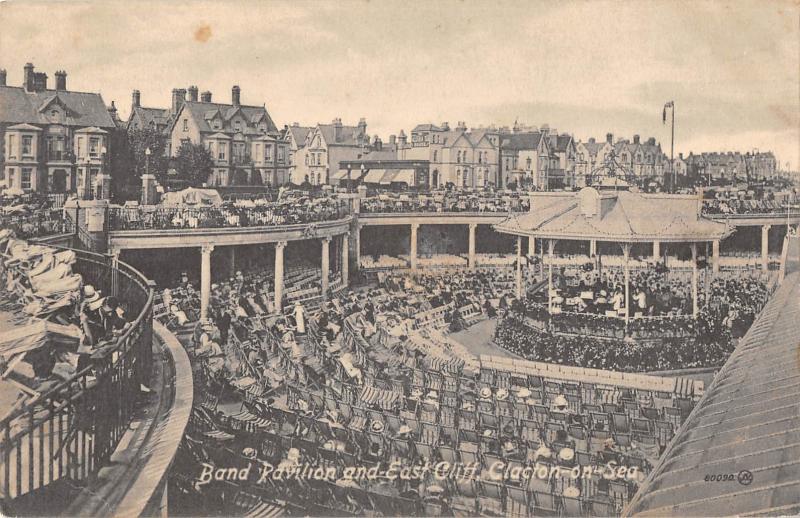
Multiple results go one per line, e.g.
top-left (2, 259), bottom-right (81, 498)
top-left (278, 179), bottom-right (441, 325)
top-left (0, 0), bottom-right (798, 516)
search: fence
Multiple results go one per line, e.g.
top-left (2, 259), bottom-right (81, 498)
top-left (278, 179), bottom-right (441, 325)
top-left (0, 248), bottom-right (154, 501)
top-left (0, 209), bottom-right (68, 240)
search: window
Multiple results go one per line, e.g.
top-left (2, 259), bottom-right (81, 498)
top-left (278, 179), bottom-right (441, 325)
top-left (316, 153), bottom-right (321, 166)
top-left (21, 168), bottom-right (32, 190)
top-left (47, 136), bottom-right (65, 160)
top-left (526, 157), bottom-right (532, 170)
top-left (77, 137), bottom-right (84, 158)
top-left (259, 123), bottom-right (266, 132)
top-left (213, 120), bottom-right (221, 130)
top-left (218, 143), bottom-right (226, 160)
top-left (183, 119), bottom-right (188, 132)
top-left (3, 168), bottom-right (11, 185)
top-left (277, 147), bottom-right (285, 163)
top-left (433, 150), bottom-right (438, 162)
top-left (7, 135), bottom-right (16, 159)
top-left (22, 135), bottom-right (33, 156)
top-left (234, 121), bottom-right (241, 133)
top-left (255, 143), bottom-right (262, 161)
top-left (51, 110), bottom-right (58, 118)
top-left (89, 137), bottom-right (100, 157)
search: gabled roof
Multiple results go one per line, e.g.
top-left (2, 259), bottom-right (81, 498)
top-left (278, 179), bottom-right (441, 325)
top-left (495, 188), bottom-right (731, 242)
top-left (176, 100), bottom-right (278, 134)
top-left (445, 131), bottom-right (473, 149)
top-left (549, 134), bottom-right (573, 153)
top-left (412, 123), bottom-right (442, 132)
top-left (128, 106), bottom-right (171, 129)
top-left (0, 85), bottom-right (115, 128)
top-left (318, 123), bottom-right (364, 147)
top-left (500, 132), bottom-right (546, 151)
top-left (7, 123), bottom-right (42, 131)
top-left (579, 140), bottom-right (607, 157)
top-left (287, 125), bottom-right (313, 147)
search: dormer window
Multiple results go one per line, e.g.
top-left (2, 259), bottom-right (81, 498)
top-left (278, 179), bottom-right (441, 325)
top-left (234, 121), bottom-right (241, 133)
top-left (51, 110), bottom-right (58, 118)
top-left (183, 120), bottom-right (188, 132)
top-left (259, 123), bottom-right (266, 132)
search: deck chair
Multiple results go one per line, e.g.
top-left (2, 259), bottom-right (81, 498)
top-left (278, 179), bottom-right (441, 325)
top-left (532, 490), bottom-right (560, 516)
top-left (562, 495), bottom-right (584, 517)
top-left (505, 484), bottom-right (529, 517)
top-left (459, 441), bottom-right (479, 465)
top-left (451, 478), bottom-right (478, 516)
top-left (588, 499), bottom-right (616, 517)
top-left (654, 420), bottom-right (674, 447)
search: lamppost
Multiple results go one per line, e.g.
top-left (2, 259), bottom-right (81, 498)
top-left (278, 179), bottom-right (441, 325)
top-left (145, 146), bottom-right (151, 177)
top-left (663, 101), bottom-right (675, 192)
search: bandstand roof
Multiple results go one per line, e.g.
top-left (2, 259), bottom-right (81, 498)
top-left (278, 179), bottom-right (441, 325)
top-left (495, 187), bottom-right (731, 243)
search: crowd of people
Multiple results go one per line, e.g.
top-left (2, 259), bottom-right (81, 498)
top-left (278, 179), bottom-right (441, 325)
top-left (0, 231), bottom-right (131, 404)
top-left (166, 262), bottom-right (697, 517)
top-left (360, 191), bottom-right (530, 214)
top-left (108, 197), bottom-right (350, 231)
top-left (495, 274), bottom-right (772, 372)
top-left (0, 193), bottom-right (67, 239)
top-left (702, 194), bottom-right (795, 215)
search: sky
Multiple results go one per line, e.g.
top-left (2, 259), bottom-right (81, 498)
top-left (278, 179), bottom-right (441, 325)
top-left (1, 0), bottom-right (798, 168)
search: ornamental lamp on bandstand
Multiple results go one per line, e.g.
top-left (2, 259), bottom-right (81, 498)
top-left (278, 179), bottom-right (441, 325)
top-left (141, 147), bottom-right (157, 206)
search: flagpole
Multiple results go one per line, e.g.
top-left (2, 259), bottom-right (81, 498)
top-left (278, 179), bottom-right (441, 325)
top-left (670, 101), bottom-right (675, 192)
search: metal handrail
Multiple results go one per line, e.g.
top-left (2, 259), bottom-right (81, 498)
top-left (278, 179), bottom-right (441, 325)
top-left (0, 246), bottom-right (154, 501)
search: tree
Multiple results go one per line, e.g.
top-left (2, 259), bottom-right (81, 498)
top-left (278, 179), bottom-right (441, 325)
top-left (174, 141), bottom-right (214, 187)
top-left (127, 128), bottom-right (169, 182)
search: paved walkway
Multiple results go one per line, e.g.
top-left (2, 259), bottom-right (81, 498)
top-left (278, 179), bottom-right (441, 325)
top-left (449, 318), bottom-right (520, 360)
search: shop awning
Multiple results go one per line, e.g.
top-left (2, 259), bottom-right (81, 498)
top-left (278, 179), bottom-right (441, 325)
top-left (331, 170), bottom-right (350, 180)
top-left (379, 170), bottom-right (398, 185)
top-left (392, 169), bottom-right (416, 185)
top-left (362, 169), bottom-right (386, 183)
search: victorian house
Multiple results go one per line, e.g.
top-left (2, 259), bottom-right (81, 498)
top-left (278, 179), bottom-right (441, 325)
top-left (499, 131), bottom-right (556, 190)
top-left (166, 85), bottom-right (289, 186)
top-left (0, 63), bottom-right (116, 197)
top-left (575, 135), bottom-right (614, 185)
top-left (284, 122), bottom-right (314, 185)
top-left (399, 122), bottom-right (500, 188)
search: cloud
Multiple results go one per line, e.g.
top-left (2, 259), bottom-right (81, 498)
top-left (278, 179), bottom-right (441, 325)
top-left (1, 0), bottom-right (798, 167)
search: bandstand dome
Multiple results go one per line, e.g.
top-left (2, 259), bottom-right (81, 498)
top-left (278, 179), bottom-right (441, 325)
top-left (495, 187), bottom-right (731, 243)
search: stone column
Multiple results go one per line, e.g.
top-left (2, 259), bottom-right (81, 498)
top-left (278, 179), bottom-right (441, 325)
top-left (516, 236), bottom-right (523, 298)
top-left (274, 241), bottom-right (286, 314)
top-left (110, 248), bottom-right (121, 297)
top-left (410, 223), bottom-right (419, 271)
top-left (652, 240), bottom-right (660, 262)
top-left (468, 223), bottom-right (477, 270)
top-left (229, 246), bottom-right (236, 278)
top-left (528, 237), bottom-right (536, 257)
top-left (589, 239), bottom-right (597, 258)
top-left (341, 233), bottom-right (350, 287)
top-left (622, 243), bottom-right (631, 323)
top-left (691, 243), bottom-right (698, 318)
top-left (547, 239), bottom-right (555, 312)
top-left (200, 244), bottom-right (214, 321)
top-left (353, 223), bottom-right (362, 272)
top-left (712, 239), bottom-right (720, 273)
top-left (761, 224), bottom-right (771, 270)
top-left (321, 237), bottom-right (331, 298)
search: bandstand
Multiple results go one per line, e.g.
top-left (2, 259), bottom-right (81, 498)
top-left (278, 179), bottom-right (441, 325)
top-left (495, 185), bottom-right (732, 322)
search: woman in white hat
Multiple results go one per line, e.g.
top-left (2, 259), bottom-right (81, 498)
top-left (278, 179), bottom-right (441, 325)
top-left (551, 394), bottom-right (569, 413)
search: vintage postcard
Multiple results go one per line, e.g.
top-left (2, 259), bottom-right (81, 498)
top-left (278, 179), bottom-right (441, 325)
top-left (0, 0), bottom-right (798, 516)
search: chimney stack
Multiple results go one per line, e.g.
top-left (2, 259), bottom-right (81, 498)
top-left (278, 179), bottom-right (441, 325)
top-left (357, 118), bottom-right (367, 136)
top-left (633, 134), bottom-right (640, 144)
top-left (132, 89), bottom-right (141, 108)
top-left (333, 118), bottom-right (343, 142)
top-left (54, 70), bottom-right (67, 90)
top-left (108, 101), bottom-right (118, 121)
top-left (456, 121), bottom-right (467, 131)
top-left (172, 88), bottom-right (186, 115)
top-left (187, 85), bottom-right (199, 102)
top-left (231, 85), bottom-right (241, 106)
top-left (374, 135), bottom-right (382, 151)
top-left (33, 72), bottom-right (48, 91)
top-left (24, 62), bottom-right (35, 92)
top-left (647, 137), bottom-right (656, 146)
top-left (606, 133), bottom-right (613, 144)
top-left (398, 130), bottom-right (407, 146)
top-left (441, 121), bottom-right (450, 131)
top-left (200, 90), bottom-right (212, 102)
top-left (389, 134), bottom-right (396, 146)
top-left (0, 69), bottom-right (6, 86)
top-left (588, 137), bottom-right (596, 144)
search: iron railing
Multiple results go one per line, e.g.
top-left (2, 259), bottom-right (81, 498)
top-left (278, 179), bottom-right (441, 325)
top-left (0, 209), bottom-right (68, 240)
top-left (107, 201), bottom-right (352, 231)
top-left (0, 248), bottom-right (154, 501)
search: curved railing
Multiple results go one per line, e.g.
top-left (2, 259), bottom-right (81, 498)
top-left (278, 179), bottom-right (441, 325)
top-left (0, 209), bottom-right (69, 240)
top-left (0, 248), bottom-right (154, 502)
top-left (107, 201), bottom-right (351, 231)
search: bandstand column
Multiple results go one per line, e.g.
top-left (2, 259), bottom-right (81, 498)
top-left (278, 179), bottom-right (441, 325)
top-left (712, 239), bottom-right (720, 273)
top-left (516, 236), bottom-right (524, 298)
top-left (410, 223), bottom-right (419, 271)
top-left (589, 239), bottom-right (597, 257)
top-left (652, 240), bottom-right (660, 262)
top-left (622, 243), bottom-right (631, 324)
top-left (547, 239), bottom-right (555, 312)
top-left (321, 237), bottom-right (331, 298)
top-left (528, 236), bottom-right (536, 257)
top-left (200, 244), bottom-right (214, 321)
top-left (228, 246), bottom-right (236, 278)
top-left (691, 243), bottom-right (698, 318)
top-left (761, 224), bottom-right (771, 270)
top-left (468, 223), bottom-right (477, 270)
top-left (274, 241), bottom-right (286, 313)
top-left (341, 233), bottom-right (350, 287)
top-left (353, 224), bottom-right (362, 272)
